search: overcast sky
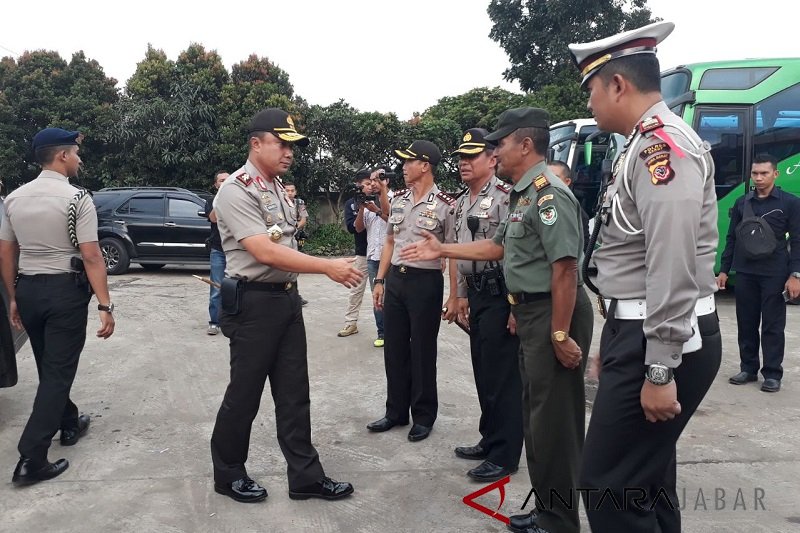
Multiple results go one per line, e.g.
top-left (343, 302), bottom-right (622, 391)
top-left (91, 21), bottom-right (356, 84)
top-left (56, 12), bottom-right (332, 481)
top-left (0, 0), bottom-right (794, 120)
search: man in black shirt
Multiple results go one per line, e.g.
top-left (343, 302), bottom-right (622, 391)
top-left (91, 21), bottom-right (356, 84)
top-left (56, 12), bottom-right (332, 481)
top-left (718, 153), bottom-right (800, 392)
top-left (205, 170), bottom-right (229, 335)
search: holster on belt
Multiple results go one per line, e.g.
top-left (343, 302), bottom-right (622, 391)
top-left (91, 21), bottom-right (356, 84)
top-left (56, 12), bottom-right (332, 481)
top-left (70, 257), bottom-right (94, 296)
top-left (220, 277), bottom-right (243, 315)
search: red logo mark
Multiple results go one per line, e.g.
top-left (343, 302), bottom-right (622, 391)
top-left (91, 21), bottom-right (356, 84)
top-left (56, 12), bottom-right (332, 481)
top-left (462, 475), bottom-right (511, 524)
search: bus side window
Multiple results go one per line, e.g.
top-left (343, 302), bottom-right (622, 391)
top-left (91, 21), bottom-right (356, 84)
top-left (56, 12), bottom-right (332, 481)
top-left (695, 108), bottom-right (747, 201)
top-left (753, 82), bottom-right (800, 174)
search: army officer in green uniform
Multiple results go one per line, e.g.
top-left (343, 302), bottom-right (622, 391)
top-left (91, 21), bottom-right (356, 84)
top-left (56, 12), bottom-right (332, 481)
top-left (401, 108), bottom-right (593, 533)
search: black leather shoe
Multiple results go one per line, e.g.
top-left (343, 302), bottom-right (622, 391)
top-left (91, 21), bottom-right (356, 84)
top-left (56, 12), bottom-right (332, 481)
top-left (60, 414), bottom-right (91, 446)
top-left (289, 476), bottom-right (354, 501)
top-left (508, 510), bottom-right (550, 533)
top-left (12, 457), bottom-right (69, 486)
top-left (761, 378), bottom-right (781, 392)
top-left (729, 371), bottom-right (757, 385)
top-left (214, 476), bottom-right (268, 503)
top-left (455, 444), bottom-right (488, 460)
top-left (467, 460), bottom-right (518, 482)
top-left (407, 424), bottom-right (431, 442)
top-left (367, 417), bottom-right (407, 432)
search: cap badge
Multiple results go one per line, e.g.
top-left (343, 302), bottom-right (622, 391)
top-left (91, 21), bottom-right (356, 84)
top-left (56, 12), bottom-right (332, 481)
top-left (463, 132), bottom-right (472, 142)
top-left (287, 116), bottom-right (295, 128)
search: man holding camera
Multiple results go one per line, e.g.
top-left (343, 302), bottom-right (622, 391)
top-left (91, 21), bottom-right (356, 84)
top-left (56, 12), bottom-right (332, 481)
top-left (446, 128), bottom-right (523, 483)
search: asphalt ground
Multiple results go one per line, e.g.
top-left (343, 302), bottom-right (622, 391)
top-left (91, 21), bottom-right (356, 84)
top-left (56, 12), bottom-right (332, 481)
top-left (1, 266), bottom-right (798, 532)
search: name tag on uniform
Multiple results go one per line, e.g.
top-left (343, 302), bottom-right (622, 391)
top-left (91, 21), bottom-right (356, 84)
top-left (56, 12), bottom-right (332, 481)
top-left (475, 212), bottom-right (489, 219)
top-left (510, 212), bottom-right (523, 222)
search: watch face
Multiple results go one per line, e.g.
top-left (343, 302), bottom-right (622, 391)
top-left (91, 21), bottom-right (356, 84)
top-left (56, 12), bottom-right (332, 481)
top-left (649, 366), bottom-right (668, 384)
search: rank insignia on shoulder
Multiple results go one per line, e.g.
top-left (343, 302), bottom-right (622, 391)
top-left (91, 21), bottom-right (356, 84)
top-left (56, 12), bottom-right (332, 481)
top-left (436, 191), bottom-right (456, 206)
top-left (533, 174), bottom-right (550, 192)
top-left (235, 173), bottom-right (252, 187)
top-left (537, 193), bottom-right (554, 207)
top-left (495, 181), bottom-right (512, 193)
top-left (638, 116), bottom-right (664, 133)
top-left (539, 205), bottom-right (558, 225)
top-left (639, 142), bottom-right (670, 159)
top-left (646, 153), bottom-right (675, 185)
top-left (517, 197), bottom-right (532, 207)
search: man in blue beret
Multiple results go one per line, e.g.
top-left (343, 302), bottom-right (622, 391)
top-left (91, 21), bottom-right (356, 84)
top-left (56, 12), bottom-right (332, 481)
top-left (0, 127), bottom-right (115, 486)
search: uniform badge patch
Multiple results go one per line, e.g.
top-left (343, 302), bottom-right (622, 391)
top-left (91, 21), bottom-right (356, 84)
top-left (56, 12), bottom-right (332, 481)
top-left (510, 212), bottom-right (524, 222)
top-left (480, 197), bottom-right (493, 210)
top-left (517, 197), bottom-right (532, 207)
top-left (646, 153), bottom-right (675, 185)
top-left (539, 205), bottom-right (558, 225)
top-left (537, 194), bottom-right (554, 207)
top-left (267, 224), bottom-right (283, 242)
top-left (254, 176), bottom-right (269, 191)
top-left (638, 116), bottom-right (664, 133)
top-left (639, 142), bottom-right (670, 159)
top-left (533, 174), bottom-right (550, 192)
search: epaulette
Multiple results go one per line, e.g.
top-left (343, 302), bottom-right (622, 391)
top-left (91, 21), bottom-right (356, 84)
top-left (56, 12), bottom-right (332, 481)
top-left (495, 181), bottom-right (512, 194)
top-left (392, 189), bottom-right (409, 202)
top-left (436, 190), bottom-right (456, 206)
top-left (638, 115), bottom-right (664, 134)
top-left (235, 172), bottom-right (252, 187)
top-left (533, 174), bottom-right (551, 192)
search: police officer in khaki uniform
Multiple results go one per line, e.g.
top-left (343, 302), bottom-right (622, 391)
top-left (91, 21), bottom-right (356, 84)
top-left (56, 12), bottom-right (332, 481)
top-left (569, 22), bottom-right (722, 532)
top-left (0, 128), bottom-right (115, 486)
top-left (369, 140), bottom-right (455, 443)
top-left (446, 129), bottom-right (523, 483)
top-left (401, 110), bottom-right (594, 533)
top-left (210, 108), bottom-right (362, 503)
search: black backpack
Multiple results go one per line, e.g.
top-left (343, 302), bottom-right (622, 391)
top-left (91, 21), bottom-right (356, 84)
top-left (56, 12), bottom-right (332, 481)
top-left (735, 193), bottom-right (778, 260)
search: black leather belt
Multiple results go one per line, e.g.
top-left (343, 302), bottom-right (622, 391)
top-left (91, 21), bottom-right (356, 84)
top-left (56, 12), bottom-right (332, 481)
top-left (507, 291), bottom-right (551, 305)
top-left (243, 280), bottom-right (296, 292)
top-left (17, 272), bottom-right (78, 282)
top-left (391, 265), bottom-right (440, 275)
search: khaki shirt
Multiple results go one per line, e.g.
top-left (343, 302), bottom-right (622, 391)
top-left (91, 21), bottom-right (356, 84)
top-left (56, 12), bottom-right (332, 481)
top-left (0, 170), bottom-right (97, 274)
top-left (592, 100), bottom-right (718, 367)
top-left (387, 184), bottom-right (456, 270)
top-left (493, 161), bottom-right (584, 293)
top-left (454, 176), bottom-right (511, 297)
top-left (215, 161), bottom-right (298, 283)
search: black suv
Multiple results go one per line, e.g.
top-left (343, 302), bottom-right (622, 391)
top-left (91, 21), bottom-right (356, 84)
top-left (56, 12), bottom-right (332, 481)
top-left (94, 187), bottom-right (211, 275)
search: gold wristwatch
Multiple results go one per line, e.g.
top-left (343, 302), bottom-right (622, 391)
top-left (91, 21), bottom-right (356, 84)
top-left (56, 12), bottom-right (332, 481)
top-left (552, 330), bottom-right (568, 342)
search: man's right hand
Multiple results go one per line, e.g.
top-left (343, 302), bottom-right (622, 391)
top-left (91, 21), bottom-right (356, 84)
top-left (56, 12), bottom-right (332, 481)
top-left (97, 311), bottom-right (115, 339)
top-left (364, 202), bottom-right (380, 213)
top-left (553, 336), bottom-right (582, 369)
top-left (326, 257), bottom-right (363, 288)
top-left (716, 272), bottom-right (728, 290)
top-left (373, 284), bottom-right (385, 310)
top-left (9, 300), bottom-right (23, 330)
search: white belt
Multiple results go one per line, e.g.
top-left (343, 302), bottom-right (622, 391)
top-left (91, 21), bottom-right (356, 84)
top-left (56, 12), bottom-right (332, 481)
top-left (603, 294), bottom-right (715, 320)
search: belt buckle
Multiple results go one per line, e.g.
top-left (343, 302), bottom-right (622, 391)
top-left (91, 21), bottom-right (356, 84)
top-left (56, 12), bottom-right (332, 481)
top-left (597, 295), bottom-right (607, 318)
top-left (507, 293), bottom-right (518, 306)
top-left (285, 282), bottom-right (293, 290)
top-left (399, 265), bottom-right (407, 274)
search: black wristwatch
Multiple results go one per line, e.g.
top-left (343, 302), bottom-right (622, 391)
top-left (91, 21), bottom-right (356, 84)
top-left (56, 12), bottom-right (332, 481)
top-left (645, 363), bottom-right (674, 385)
top-left (373, 278), bottom-right (385, 285)
top-left (98, 302), bottom-right (115, 313)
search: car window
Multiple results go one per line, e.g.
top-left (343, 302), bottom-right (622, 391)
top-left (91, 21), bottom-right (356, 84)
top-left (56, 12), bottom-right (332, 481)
top-left (168, 198), bottom-right (201, 218)
top-left (126, 197), bottom-right (164, 217)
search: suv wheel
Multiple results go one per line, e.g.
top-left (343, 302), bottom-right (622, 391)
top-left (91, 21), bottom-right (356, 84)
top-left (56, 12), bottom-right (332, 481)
top-left (100, 238), bottom-right (131, 275)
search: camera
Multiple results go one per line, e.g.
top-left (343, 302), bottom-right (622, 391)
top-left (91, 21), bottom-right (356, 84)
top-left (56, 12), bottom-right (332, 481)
top-left (376, 168), bottom-right (396, 181)
top-left (350, 183), bottom-right (377, 205)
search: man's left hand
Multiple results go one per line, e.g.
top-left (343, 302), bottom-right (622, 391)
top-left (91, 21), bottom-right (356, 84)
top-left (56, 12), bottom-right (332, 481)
top-left (553, 336), bottom-right (582, 369)
top-left (442, 296), bottom-right (459, 323)
top-left (641, 380), bottom-right (681, 423)
top-left (786, 276), bottom-right (800, 300)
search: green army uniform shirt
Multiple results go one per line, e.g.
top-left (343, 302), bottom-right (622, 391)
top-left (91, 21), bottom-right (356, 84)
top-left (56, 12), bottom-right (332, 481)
top-left (493, 161), bottom-right (585, 293)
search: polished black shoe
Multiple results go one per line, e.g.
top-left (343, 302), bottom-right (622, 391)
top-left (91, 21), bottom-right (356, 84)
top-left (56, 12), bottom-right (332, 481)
top-left (366, 417), bottom-right (407, 432)
top-left (60, 414), bottom-right (91, 446)
top-left (289, 476), bottom-right (354, 501)
top-left (729, 371), bottom-right (757, 385)
top-left (761, 378), bottom-right (781, 392)
top-left (214, 476), bottom-right (268, 503)
top-left (455, 444), bottom-right (488, 460)
top-left (12, 457), bottom-right (69, 486)
top-left (407, 424), bottom-right (431, 442)
top-left (507, 510), bottom-right (549, 533)
top-left (467, 460), bottom-right (518, 482)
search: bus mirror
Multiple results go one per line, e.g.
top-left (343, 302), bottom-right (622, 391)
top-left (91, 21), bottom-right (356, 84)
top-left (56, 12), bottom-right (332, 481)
top-left (584, 141), bottom-right (593, 166)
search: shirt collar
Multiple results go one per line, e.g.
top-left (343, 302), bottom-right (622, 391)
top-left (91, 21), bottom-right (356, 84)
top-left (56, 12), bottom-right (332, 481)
top-left (37, 170), bottom-right (69, 182)
top-left (637, 100), bottom-right (671, 124)
top-left (513, 161), bottom-right (549, 193)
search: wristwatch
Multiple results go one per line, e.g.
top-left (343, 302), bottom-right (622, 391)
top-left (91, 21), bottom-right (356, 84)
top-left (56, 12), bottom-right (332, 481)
top-left (791, 272), bottom-right (800, 279)
top-left (374, 278), bottom-right (385, 285)
top-left (552, 330), bottom-right (568, 342)
top-left (645, 363), bottom-right (674, 385)
top-left (98, 302), bottom-right (115, 313)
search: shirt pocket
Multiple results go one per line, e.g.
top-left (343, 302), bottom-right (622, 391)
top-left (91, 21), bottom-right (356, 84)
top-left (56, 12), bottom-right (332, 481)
top-left (507, 221), bottom-right (526, 238)
top-left (415, 216), bottom-right (438, 231)
top-left (389, 212), bottom-right (405, 225)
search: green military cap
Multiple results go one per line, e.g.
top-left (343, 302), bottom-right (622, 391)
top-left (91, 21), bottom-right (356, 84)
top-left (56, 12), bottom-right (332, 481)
top-left (569, 21), bottom-right (675, 87)
top-left (484, 108), bottom-right (550, 143)
top-left (451, 128), bottom-right (495, 156)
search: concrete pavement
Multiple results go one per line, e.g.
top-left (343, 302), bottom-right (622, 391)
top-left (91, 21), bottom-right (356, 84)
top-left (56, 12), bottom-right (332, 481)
top-left (1, 266), bottom-right (799, 532)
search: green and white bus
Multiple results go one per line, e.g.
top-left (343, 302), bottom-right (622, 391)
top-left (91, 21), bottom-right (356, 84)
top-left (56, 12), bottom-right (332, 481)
top-left (551, 58), bottom-right (800, 271)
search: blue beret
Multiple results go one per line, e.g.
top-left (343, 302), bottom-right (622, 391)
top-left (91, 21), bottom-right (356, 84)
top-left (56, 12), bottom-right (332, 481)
top-left (32, 128), bottom-right (81, 151)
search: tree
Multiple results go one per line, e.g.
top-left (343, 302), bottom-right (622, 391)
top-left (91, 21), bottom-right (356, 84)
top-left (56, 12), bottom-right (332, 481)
top-left (488, 0), bottom-right (658, 92)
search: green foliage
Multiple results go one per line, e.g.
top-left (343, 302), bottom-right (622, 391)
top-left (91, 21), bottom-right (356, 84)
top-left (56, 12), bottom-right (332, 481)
top-left (488, 0), bottom-right (658, 92)
top-left (302, 222), bottom-right (354, 256)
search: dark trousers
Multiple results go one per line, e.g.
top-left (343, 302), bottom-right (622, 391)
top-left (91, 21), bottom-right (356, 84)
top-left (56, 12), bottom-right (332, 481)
top-left (512, 288), bottom-right (594, 533)
top-left (382, 267), bottom-right (443, 427)
top-left (735, 272), bottom-right (786, 380)
top-left (581, 311), bottom-right (722, 533)
top-left (211, 287), bottom-right (324, 489)
top-left (467, 287), bottom-right (523, 469)
top-left (16, 274), bottom-right (89, 462)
